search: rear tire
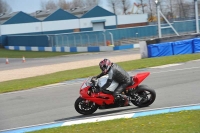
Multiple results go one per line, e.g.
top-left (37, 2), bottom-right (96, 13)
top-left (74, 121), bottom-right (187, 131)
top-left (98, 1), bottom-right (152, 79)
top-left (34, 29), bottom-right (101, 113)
top-left (131, 85), bottom-right (156, 107)
top-left (74, 97), bottom-right (98, 115)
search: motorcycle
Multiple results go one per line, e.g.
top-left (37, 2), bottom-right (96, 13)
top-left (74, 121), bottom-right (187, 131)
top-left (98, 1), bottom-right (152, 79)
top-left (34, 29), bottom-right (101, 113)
top-left (74, 72), bottom-right (156, 115)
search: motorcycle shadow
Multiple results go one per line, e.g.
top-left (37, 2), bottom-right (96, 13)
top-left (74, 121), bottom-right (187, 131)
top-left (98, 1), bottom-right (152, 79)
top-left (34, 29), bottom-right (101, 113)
top-left (55, 106), bottom-right (148, 122)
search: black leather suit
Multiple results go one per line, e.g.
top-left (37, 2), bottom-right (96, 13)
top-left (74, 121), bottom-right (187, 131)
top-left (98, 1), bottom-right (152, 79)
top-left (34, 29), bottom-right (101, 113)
top-left (96, 63), bottom-right (133, 98)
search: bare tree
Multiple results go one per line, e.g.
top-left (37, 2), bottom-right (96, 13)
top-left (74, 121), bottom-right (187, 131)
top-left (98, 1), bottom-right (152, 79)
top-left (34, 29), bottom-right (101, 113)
top-left (146, 0), bottom-right (156, 18)
top-left (71, 0), bottom-right (99, 8)
top-left (0, 0), bottom-right (12, 13)
top-left (121, 0), bottom-right (131, 15)
top-left (198, 2), bottom-right (200, 15)
top-left (169, 0), bottom-right (173, 15)
top-left (71, 0), bottom-right (84, 8)
top-left (58, 0), bottom-right (72, 10)
top-left (162, 0), bottom-right (178, 19)
top-left (137, 0), bottom-right (148, 13)
top-left (84, 0), bottom-right (99, 7)
top-left (107, 0), bottom-right (121, 14)
top-left (41, 0), bottom-right (58, 10)
top-left (173, 0), bottom-right (192, 18)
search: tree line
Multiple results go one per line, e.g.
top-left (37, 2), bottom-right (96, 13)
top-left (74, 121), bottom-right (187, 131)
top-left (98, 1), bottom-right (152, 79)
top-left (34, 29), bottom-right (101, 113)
top-left (0, 0), bottom-right (197, 20)
top-left (0, 0), bottom-right (12, 14)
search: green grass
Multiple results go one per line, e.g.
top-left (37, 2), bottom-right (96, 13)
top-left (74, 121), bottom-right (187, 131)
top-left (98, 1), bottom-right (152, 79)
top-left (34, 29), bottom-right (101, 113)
top-left (0, 48), bottom-right (80, 58)
top-left (1, 53), bottom-right (200, 93)
top-left (28, 110), bottom-right (200, 133)
top-left (0, 54), bottom-right (200, 93)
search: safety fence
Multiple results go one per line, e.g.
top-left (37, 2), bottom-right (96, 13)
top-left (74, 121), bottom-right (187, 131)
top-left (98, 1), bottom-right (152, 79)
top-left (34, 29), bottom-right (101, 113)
top-left (5, 19), bottom-right (198, 47)
top-left (41, 19), bottom-right (197, 47)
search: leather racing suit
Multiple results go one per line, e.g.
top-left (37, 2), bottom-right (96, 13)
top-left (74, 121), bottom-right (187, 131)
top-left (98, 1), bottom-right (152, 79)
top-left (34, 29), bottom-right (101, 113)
top-left (96, 63), bottom-right (133, 99)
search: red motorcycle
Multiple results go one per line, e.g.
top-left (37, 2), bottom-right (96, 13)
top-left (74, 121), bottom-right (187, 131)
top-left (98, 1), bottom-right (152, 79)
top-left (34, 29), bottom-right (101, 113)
top-left (74, 72), bottom-right (156, 115)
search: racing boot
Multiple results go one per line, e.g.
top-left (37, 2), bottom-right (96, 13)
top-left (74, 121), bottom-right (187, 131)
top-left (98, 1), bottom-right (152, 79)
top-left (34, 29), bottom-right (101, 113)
top-left (115, 95), bottom-right (130, 107)
top-left (122, 95), bottom-right (130, 106)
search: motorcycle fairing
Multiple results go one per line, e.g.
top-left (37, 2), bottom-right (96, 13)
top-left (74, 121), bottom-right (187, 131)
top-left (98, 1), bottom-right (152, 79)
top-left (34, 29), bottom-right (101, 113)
top-left (80, 72), bottom-right (150, 106)
top-left (126, 72), bottom-right (150, 89)
top-left (80, 86), bottom-right (114, 105)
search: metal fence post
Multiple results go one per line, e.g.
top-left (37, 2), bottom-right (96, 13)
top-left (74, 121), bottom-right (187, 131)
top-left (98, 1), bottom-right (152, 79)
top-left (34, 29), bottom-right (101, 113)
top-left (102, 32), bottom-right (106, 46)
top-left (155, 0), bottom-right (162, 38)
top-left (46, 35), bottom-right (50, 47)
top-left (52, 35), bottom-right (54, 47)
top-left (56, 35), bottom-right (59, 47)
top-left (61, 35), bottom-right (64, 46)
top-left (79, 34), bottom-right (82, 46)
top-left (195, 0), bottom-right (199, 33)
top-left (109, 32), bottom-right (115, 46)
top-left (73, 35), bottom-right (76, 46)
top-left (66, 36), bottom-right (69, 47)
top-left (86, 34), bottom-right (90, 46)
top-left (95, 34), bottom-right (98, 46)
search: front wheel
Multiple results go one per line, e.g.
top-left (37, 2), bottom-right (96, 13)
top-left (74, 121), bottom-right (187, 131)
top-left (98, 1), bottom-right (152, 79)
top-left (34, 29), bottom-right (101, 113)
top-left (74, 97), bottom-right (98, 115)
top-left (131, 85), bottom-right (156, 107)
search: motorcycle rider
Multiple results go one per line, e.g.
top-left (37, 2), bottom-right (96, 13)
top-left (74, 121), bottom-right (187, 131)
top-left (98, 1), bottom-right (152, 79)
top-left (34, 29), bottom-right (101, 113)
top-left (93, 59), bottom-right (133, 106)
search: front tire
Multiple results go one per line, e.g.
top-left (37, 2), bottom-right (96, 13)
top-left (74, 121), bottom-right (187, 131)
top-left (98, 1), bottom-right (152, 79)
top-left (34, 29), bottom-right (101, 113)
top-left (131, 85), bottom-right (156, 107)
top-left (74, 97), bottom-right (98, 115)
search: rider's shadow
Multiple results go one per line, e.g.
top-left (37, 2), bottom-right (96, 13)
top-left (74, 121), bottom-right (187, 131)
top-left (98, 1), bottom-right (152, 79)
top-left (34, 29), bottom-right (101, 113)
top-left (55, 106), bottom-right (148, 122)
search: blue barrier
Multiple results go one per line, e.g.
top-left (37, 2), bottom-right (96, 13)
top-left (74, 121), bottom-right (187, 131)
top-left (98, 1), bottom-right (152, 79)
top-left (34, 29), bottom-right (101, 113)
top-left (193, 38), bottom-right (200, 53)
top-left (147, 42), bottom-right (173, 57)
top-left (4, 44), bottom-right (139, 52)
top-left (113, 44), bottom-right (134, 50)
top-left (147, 38), bottom-right (200, 58)
top-left (172, 39), bottom-right (193, 55)
top-left (7, 35), bottom-right (49, 47)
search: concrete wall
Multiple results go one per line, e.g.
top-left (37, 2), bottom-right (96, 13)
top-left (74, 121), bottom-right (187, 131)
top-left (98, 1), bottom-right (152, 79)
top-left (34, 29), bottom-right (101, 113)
top-left (1, 22), bottom-right (42, 35)
top-left (42, 19), bottom-right (79, 33)
top-left (117, 14), bottom-right (148, 25)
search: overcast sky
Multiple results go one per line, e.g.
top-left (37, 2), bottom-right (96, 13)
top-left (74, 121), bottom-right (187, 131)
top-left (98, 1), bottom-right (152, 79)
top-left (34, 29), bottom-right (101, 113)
top-left (5, 0), bottom-right (136, 13)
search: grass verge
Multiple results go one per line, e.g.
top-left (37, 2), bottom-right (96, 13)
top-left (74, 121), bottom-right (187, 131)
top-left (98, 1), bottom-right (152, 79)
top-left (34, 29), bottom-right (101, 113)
top-left (0, 48), bottom-right (80, 58)
top-left (1, 53), bottom-right (200, 93)
top-left (29, 110), bottom-right (200, 133)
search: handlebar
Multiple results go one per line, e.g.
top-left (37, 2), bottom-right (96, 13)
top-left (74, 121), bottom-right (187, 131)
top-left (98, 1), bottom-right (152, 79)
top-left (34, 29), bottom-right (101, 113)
top-left (91, 77), bottom-right (98, 86)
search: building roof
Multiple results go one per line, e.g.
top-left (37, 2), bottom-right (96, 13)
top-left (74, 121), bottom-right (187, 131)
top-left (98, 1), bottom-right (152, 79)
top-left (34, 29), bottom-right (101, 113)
top-left (0, 5), bottom-right (114, 24)
top-left (81, 6), bottom-right (115, 18)
top-left (0, 12), bottom-right (20, 24)
top-left (67, 6), bottom-right (95, 17)
top-left (29, 6), bottom-right (95, 20)
top-left (3, 11), bottom-right (40, 25)
top-left (29, 9), bottom-right (58, 20)
top-left (43, 8), bottom-right (78, 21)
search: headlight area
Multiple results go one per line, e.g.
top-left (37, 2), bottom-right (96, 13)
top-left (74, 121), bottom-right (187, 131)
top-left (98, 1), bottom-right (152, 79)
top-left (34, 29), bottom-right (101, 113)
top-left (80, 85), bottom-right (92, 97)
top-left (80, 83), bottom-right (87, 90)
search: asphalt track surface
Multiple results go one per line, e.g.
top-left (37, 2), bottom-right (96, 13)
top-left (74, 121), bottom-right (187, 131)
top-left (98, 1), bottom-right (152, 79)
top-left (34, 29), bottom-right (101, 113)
top-left (0, 49), bottom-right (140, 71)
top-left (0, 58), bottom-right (200, 131)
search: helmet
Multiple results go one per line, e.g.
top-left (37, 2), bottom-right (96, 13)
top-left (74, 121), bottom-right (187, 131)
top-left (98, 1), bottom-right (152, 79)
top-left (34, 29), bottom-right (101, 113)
top-left (99, 59), bottom-right (112, 74)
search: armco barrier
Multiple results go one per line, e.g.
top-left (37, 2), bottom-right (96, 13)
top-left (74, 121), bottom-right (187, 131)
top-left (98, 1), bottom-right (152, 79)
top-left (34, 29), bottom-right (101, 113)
top-left (4, 44), bottom-right (139, 52)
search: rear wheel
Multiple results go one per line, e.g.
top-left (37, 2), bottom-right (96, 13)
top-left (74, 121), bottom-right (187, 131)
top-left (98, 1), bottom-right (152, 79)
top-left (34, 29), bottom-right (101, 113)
top-left (74, 97), bottom-right (98, 115)
top-left (131, 85), bottom-right (156, 107)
